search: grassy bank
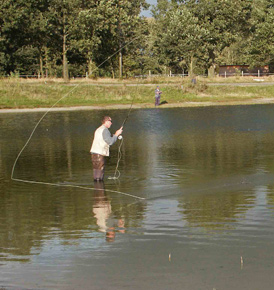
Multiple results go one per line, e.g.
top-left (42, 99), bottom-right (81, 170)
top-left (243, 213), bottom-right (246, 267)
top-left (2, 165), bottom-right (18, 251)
top-left (1, 76), bottom-right (274, 109)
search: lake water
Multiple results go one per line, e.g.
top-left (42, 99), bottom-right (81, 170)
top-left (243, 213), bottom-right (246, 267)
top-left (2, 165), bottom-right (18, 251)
top-left (1, 105), bottom-right (274, 289)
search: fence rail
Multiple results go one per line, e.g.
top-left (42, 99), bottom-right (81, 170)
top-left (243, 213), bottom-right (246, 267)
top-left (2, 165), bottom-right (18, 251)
top-left (134, 73), bottom-right (190, 78)
top-left (2, 72), bottom-right (274, 79)
top-left (219, 72), bottom-right (274, 77)
top-left (135, 72), bottom-right (274, 78)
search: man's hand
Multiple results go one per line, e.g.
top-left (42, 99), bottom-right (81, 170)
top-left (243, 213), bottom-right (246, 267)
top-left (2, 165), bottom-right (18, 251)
top-left (115, 126), bottom-right (123, 136)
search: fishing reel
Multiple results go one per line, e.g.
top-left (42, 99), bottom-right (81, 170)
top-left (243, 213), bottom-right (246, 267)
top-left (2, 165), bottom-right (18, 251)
top-left (118, 135), bottom-right (123, 140)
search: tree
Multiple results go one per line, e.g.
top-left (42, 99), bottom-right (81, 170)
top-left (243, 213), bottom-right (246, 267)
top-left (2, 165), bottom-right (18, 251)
top-left (153, 2), bottom-right (208, 75)
top-left (185, 0), bottom-right (252, 74)
top-left (47, 0), bottom-right (85, 80)
top-left (99, 0), bottom-right (148, 78)
top-left (247, 0), bottom-right (274, 68)
top-left (0, 0), bottom-right (49, 75)
top-left (28, 3), bottom-right (51, 77)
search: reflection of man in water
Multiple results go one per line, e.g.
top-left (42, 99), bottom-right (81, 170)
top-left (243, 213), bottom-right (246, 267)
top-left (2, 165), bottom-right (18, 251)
top-left (90, 116), bottom-right (123, 181)
top-left (92, 182), bottom-right (125, 242)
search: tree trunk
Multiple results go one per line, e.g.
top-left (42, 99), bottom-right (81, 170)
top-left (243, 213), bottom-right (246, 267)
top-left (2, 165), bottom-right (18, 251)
top-left (119, 50), bottom-right (123, 78)
top-left (189, 56), bottom-right (194, 77)
top-left (110, 59), bottom-right (115, 79)
top-left (88, 58), bottom-right (97, 77)
top-left (118, 0), bottom-right (123, 79)
top-left (44, 46), bottom-right (49, 78)
top-left (208, 64), bottom-right (215, 77)
top-left (39, 53), bottom-right (44, 78)
top-left (88, 58), bottom-right (92, 77)
top-left (63, 24), bottom-right (69, 81)
top-left (208, 49), bottom-right (216, 78)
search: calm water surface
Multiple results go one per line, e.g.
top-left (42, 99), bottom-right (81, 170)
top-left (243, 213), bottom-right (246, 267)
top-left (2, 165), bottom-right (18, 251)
top-left (1, 105), bottom-right (274, 289)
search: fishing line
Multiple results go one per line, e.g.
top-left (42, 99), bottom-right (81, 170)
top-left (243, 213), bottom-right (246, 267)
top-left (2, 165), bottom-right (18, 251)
top-left (11, 36), bottom-right (145, 201)
top-left (11, 177), bottom-right (144, 200)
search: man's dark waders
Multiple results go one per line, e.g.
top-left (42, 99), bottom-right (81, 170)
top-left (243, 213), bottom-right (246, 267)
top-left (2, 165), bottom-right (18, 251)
top-left (91, 153), bottom-right (105, 181)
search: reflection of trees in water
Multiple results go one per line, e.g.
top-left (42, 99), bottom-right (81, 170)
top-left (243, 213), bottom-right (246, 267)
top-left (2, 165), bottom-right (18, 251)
top-left (266, 186), bottom-right (274, 211)
top-left (123, 121), bottom-right (274, 191)
top-left (0, 187), bottom-right (95, 261)
top-left (178, 191), bottom-right (256, 230)
top-left (10, 112), bottom-right (92, 182)
top-left (259, 133), bottom-right (274, 174)
top-left (161, 131), bottom-right (261, 176)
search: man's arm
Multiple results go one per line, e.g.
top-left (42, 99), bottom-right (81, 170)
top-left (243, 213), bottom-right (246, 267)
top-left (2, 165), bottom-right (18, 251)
top-left (102, 128), bottom-right (117, 145)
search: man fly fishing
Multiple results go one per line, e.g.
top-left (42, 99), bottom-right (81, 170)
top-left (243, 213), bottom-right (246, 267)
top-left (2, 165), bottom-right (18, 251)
top-left (90, 116), bottom-right (123, 181)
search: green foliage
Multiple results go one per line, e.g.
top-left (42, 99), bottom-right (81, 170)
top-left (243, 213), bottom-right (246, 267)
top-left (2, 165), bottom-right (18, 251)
top-left (13, 46), bottom-right (40, 75)
top-left (0, 0), bottom-right (148, 78)
top-left (0, 0), bottom-right (273, 77)
top-left (247, 0), bottom-right (274, 67)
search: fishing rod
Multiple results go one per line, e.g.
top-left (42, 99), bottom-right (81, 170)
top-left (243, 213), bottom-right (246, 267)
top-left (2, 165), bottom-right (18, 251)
top-left (108, 83), bottom-right (139, 179)
top-left (122, 93), bottom-right (136, 127)
top-left (117, 94), bottom-right (136, 140)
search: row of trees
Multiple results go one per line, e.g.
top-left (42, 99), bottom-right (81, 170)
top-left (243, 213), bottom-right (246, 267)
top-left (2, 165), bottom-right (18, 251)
top-left (1, 0), bottom-right (274, 79)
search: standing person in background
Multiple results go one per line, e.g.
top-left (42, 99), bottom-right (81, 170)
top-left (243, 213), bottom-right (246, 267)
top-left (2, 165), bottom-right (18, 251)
top-left (90, 116), bottom-right (123, 181)
top-left (155, 86), bottom-right (162, 106)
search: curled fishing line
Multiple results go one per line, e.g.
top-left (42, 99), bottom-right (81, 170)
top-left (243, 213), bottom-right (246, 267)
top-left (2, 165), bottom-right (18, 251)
top-left (11, 36), bottom-right (145, 201)
top-left (108, 136), bottom-right (123, 180)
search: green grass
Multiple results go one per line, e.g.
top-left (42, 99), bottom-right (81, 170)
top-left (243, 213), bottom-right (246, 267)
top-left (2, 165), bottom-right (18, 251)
top-left (1, 77), bottom-right (274, 109)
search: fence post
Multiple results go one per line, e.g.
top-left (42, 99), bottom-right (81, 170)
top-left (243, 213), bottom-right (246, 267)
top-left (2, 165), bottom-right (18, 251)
top-left (242, 71), bottom-right (244, 77)
top-left (225, 71), bottom-right (226, 78)
top-left (258, 70), bottom-right (260, 77)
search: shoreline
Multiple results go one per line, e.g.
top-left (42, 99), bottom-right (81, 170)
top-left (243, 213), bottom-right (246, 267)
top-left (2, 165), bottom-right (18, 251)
top-left (1, 98), bottom-right (274, 113)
